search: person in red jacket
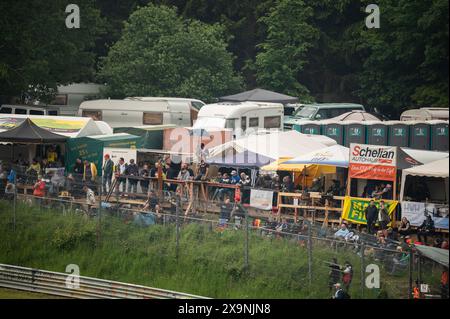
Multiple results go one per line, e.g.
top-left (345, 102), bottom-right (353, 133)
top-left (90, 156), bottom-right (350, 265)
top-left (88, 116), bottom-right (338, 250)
top-left (33, 176), bottom-right (46, 208)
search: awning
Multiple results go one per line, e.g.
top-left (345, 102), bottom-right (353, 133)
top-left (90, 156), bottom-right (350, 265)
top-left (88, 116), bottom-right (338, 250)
top-left (0, 118), bottom-right (67, 144)
top-left (219, 88), bottom-right (299, 104)
top-left (207, 150), bottom-right (274, 169)
top-left (400, 157), bottom-right (449, 200)
top-left (415, 245), bottom-right (449, 268)
top-left (283, 145), bottom-right (349, 168)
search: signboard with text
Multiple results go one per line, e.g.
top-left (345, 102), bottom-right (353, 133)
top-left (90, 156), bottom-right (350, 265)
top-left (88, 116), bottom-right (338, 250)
top-left (250, 189), bottom-right (274, 211)
top-left (342, 196), bottom-right (398, 225)
top-left (401, 201), bottom-right (449, 229)
top-left (349, 143), bottom-right (397, 181)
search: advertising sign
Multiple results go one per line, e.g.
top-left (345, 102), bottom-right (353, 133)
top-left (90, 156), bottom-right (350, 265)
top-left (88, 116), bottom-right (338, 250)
top-left (401, 201), bottom-right (449, 229)
top-left (341, 196), bottom-right (398, 225)
top-left (250, 189), bottom-right (274, 211)
top-left (349, 143), bottom-right (397, 181)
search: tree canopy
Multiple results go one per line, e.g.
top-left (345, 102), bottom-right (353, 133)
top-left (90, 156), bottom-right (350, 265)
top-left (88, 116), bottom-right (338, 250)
top-left (1, 0), bottom-right (448, 117)
top-left (0, 0), bottom-right (105, 103)
top-left (98, 4), bottom-right (242, 102)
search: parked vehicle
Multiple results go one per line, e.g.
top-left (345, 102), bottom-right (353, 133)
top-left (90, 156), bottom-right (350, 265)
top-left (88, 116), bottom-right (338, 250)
top-left (284, 103), bottom-right (365, 130)
top-left (0, 104), bottom-right (60, 116)
top-left (79, 98), bottom-right (203, 128)
top-left (193, 101), bottom-right (284, 138)
top-left (400, 107), bottom-right (449, 121)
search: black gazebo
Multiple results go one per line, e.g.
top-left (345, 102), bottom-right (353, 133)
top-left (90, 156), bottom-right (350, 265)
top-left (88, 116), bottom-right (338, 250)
top-left (219, 88), bottom-right (299, 104)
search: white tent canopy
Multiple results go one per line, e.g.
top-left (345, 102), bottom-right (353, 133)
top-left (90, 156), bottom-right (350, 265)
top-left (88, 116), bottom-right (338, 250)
top-left (402, 148), bottom-right (449, 165)
top-left (208, 130), bottom-right (337, 160)
top-left (284, 144), bottom-right (350, 167)
top-left (400, 157), bottom-right (449, 201)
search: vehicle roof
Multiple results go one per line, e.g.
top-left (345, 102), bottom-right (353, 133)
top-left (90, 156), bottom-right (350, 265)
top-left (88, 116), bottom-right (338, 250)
top-left (79, 99), bottom-right (170, 111)
top-left (197, 101), bottom-right (283, 118)
top-left (300, 103), bottom-right (365, 109)
top-left (401, 108), bottom-right (449, 120)
top-left (0, 104), bottom-right (59, 110)
top-left (125, 97), bottom-right (205, 103)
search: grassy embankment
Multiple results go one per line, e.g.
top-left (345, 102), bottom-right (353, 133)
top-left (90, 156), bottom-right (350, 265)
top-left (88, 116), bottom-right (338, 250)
top-left (0, 200), bottom-right (415, 298)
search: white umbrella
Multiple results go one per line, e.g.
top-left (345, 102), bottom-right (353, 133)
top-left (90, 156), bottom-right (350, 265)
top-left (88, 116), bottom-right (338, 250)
top-left (283, 144), bottom-right (350, 167)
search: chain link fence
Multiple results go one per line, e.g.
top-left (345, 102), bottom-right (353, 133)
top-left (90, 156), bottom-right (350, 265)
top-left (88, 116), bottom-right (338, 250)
top-left (0, 170), bottom-right (447, 299)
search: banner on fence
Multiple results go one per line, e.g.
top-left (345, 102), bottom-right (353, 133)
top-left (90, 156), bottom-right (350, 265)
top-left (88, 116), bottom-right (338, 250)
top-left (342, 196), bottom-right (398, 225)
top-left (401, 201), bottom-right (449, 229)
top-left (349, 144), bottom-right (397, 181)
top-left (250, 189), bottom-right (274, 210)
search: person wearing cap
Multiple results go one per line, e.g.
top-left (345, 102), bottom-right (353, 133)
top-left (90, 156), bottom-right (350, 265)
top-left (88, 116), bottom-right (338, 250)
top-left (33, 175), bottom-right (46, 208)
top-left (102, 154), bottom-right (114, 195)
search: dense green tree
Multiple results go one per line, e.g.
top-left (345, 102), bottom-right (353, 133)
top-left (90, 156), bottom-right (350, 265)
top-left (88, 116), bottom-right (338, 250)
top-left (98, 4), bottom-right (242, 102)
top-left (255, 0), bottom-right (319, 100)
top-left (353, 0), bottom-right (449, 117)
top-left (0, 0), bottom-right (105, 103)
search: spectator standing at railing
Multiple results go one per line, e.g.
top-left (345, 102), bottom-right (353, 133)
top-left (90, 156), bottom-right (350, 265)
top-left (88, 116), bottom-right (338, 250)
top-left (114, 158), bottom-right (127, 194)
top-left (238, 173), bottom-right (251, 204)
top-left (377, 201), bottom-right (390, 238)
top-left (73, 158), bottom-right (83, 178)
top-left (328, 258), bottom-right (341, 292)
top-left (33, 176), bottom-right (46, 208)
top-left (140, 164), bottom-right (150, 194)
top-left (7, 167), bottom-right (16, 184)
top-left (214, 173), bottom-right (231, 201)
top-left (342, 262), bottom-right (353, 292)
top-left (102, 154), bottom-right (114, 195)
top-left (364, 200), bottom-right (378, 235)
top-left (83, 159), bottom-right (98, 188)
top-left (125, 159), bottom-right (139, 195)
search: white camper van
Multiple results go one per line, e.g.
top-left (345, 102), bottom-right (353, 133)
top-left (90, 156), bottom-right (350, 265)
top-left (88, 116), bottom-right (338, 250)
top-left (193, 101), bottom-right (284, 137)
top-left (79, 98), bottom-right (202, 128)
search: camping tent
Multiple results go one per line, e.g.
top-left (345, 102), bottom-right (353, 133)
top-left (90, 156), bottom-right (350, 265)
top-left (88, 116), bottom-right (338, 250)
top-left (219, 88), bottom-right (298, 104)
top-left (400, 157), bottom-right (449, 200)
top-left (208, 130), bottom-right (336, 160)
top-left (206, 150), bottom-right (274, 169)
top-left (0, 118), bottom-right (67, 144)
top-left (0, 114), bottom-right (109, 138)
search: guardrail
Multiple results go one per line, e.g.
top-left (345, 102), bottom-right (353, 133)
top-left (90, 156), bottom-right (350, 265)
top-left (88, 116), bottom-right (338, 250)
top-left (0, 263), bottom-right (209, 299)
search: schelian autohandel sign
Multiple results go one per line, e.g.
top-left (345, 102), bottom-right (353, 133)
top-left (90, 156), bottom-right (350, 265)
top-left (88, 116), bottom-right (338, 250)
top-left (349, 143), bottom-right (397, 181)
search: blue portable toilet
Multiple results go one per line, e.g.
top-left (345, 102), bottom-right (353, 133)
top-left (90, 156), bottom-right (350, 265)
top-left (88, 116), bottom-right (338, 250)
top-left (365, 121), bottom-right (388, 146)
top-left (409, 121), bottom-right (431, 150)
top-left (386, 121), bottom-right (410, 147)
top-left (343, 121), bottom-right (366, 147)
top-left (429, 120), bottom-right (449, 151)
top-left (322, 120), bottom-right (344, 145)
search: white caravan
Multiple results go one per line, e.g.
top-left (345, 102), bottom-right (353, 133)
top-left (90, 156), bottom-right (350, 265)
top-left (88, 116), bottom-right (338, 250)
top-left (78, 98), bottom-right (204, 128)
top-left (193, 101), bottom-right (284, 138)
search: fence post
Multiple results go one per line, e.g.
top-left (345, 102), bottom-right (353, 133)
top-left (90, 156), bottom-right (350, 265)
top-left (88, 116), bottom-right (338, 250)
top-left (408, 249), bottom-right (414, 299)
top-left (360, 242), bottom-right (365, 299)
top-left (175, 193), bottom-right (181, 262)
top-left (97, 179), bottom-right (102, 245)
top-left (13, 173), bottom-right (17, 232)
top-left (307, 222), bottom-right (312, 286)
top-left (244, 204), bottom-right (249, 271)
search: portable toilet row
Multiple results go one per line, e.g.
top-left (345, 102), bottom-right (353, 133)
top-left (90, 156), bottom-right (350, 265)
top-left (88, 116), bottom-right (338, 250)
top-left (292, 120), bottom-right (448, 150)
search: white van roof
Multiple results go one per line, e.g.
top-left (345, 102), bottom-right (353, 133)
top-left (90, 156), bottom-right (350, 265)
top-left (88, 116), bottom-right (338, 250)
top-left (79, 99), bottom-right (170, 112)
top-left (197, 101), bottom-right (283, 119)
top-left (125, 97), bottom-right (205, 104)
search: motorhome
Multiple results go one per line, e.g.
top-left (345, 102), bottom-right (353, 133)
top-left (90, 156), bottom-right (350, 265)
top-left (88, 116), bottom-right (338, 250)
top-left (284, 103), bottom-right (365, 130)
top-left (79, 98), bottom-right (201, 128)
top-left (0, 104), bottom-right (60, 116)
top-left (193, 101), bottom-right (284, 138)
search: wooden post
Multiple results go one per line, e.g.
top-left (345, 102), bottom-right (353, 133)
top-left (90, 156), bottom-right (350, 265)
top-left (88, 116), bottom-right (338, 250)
top-left (157, 164), bottom-right (163, 197)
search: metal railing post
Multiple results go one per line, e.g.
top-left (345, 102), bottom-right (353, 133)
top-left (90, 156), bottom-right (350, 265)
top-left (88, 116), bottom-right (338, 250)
top-left (360, 242), bottom-right (365, 299)
top-left (13, 173), bottom-right (17, 232)
top-left (307, 223), bottom-right (312, 286)
top-left (244, 204), bottom-right (249, 271)
top-left (176, 193), bottom-right (181, 262)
